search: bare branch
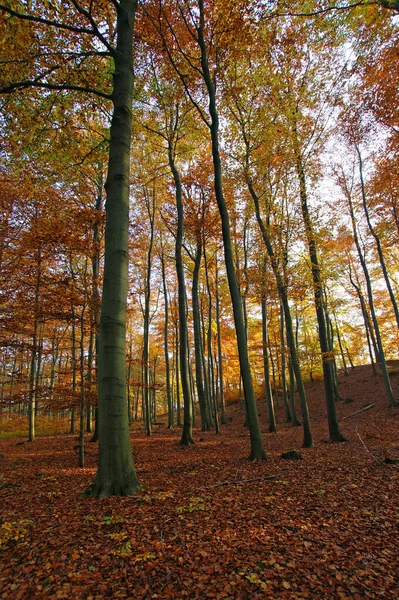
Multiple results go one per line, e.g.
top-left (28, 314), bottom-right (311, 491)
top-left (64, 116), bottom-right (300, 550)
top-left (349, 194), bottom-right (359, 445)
top-left (0, 79), bottom-right (112, 100)
top-left (197, 473), bottom-right (285, 491)
top-left (271, 1), bottom-right (398, 19)
top-left (68, 0), bottom-right (115, 55)
top-left (0, 3), bottom-right (96, 36)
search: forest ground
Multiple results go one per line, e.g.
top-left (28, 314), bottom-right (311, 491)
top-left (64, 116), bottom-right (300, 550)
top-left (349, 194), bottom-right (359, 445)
top-left (0, 364), bottom-right (398, 600)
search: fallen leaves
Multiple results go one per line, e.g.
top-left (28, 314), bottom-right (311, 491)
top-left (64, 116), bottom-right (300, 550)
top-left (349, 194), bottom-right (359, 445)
top-left (0, 364), bottom-right (398, 598)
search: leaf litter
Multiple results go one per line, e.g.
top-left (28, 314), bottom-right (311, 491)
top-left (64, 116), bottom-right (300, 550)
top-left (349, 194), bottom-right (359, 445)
top-left (0, 364), bottom-right (398, 599)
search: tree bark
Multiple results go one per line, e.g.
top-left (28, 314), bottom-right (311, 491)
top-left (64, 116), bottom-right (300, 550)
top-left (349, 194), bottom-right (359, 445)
top-left (168, 144), bottom-right (193, 446)
top-left (85, 0), bottom-right (140, 497)
top-left (197, 1), bottom-right (266, 459)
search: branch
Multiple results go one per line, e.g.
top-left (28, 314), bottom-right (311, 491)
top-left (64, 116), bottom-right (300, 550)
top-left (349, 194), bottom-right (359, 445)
top-left (0, 79), bottom-right (112, 100)
top-left (197, 473), bottom-right (284, 491)
top-left (355, 425), bottom-right (391, 481)
top-left (0, 3), bottom-right (96, 36)
top-left (69, 0), bottom-right (115, 55)
top-left (341, 402), bottom-right (375, 420)
top-left (272, 1), bottom-right (398, 18)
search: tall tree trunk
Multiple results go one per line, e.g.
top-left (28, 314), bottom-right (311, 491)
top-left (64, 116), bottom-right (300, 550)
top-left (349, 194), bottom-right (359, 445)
top-left (28, 249), bottom-right (42, 442)
top-left (246, 176), bottom-right (312, 446)
top-left (356, 145), bottom-right (399, 329)
top-left (262, 295), bottom-right (276, 433)
top-left (294, 134), bottom-right (346, 442)
top-left (89, 171), bottom-right (103, 440)
top-left (85, 0), bottom-right (140, 497)
top-left (79, 303), bottom-right (86, 468)
top-left (215, 255), bottom-right (227, 425)
top-left (332, 309), bottom-right (348, 376)
top-left (349, 265), bottom-right (379, 374)
top-left (197, 3), bottom-right (266, 459)
top-left (168, 143), bottom-right (193, 446)
top-left (174, 314), bottom-right (182, 426)
top-left (347, 190), bottom-right (397, 407)
top-left (204, 246), bottom-right (220, 434)
top-left (160, 245), bottom-right (173, 428)
top-left (191, 237), bottom-right (212, 431)
top-left (280, 304), bottom-right (291, 424)
top-left (142, 187), bottom-right (155, 437)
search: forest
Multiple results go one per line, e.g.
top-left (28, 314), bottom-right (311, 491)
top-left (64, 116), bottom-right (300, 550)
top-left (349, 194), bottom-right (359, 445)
top-left (0, 1), bottom-right (398, 598)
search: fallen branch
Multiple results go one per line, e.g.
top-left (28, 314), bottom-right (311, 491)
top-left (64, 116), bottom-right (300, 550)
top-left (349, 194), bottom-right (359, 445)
top-left (355, 425), bottom-right (391, 481)
top-left (341, 402), bottom-right (374, 421)
top-left (197, 473), bottom-right (284, 491)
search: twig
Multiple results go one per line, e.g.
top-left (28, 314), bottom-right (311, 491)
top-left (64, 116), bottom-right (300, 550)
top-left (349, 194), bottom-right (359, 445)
top-left (355, 425), bottom-right (391, 481)
top-left (341, 403), bottom-right (374, 421)
top-left (197, 473), bottom-right (284, 491)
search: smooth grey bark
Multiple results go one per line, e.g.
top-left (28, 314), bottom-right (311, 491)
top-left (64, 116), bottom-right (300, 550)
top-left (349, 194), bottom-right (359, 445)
top-left (348, 264), bottom-right (378, 375)
top-left (142, 187), bottom-right (156, 437)
top-left (279, 304), bottom-right (291, 423)
top-left (247, 179), bottom-right (312, 445)
top-left (28, 248), bottom-right (42, 442)
top-left (347, 190), bottom-right (397, 408)
top-left (215, 255), bottom-right (227, 425)
top-left (85, 0), bottom-right (140, 497)
top-left (204, 245), bottom-right (220, 434)
top-left (356, 146), bottom-right (399, 329)
top-left (78, 302), bottom-right (86, 468)
top-left (191, 236), bottom-right (212, 431)
top-left (197, 1), bottom-right (266, 459)
top-left (200, 296), bottom-right (214, 427)
top-left (168, 141), bottom-right (193, 446)
top-left (294, 135), bottom-right (345, 442)
top-left (332, 309), bottom-right (348, 376)
top-left (261, 295), bottom-right (276, 433)
top-left (160, 245), bottom-right (174, 428)
top-left (174, 320), bottom-right (182, 427)
top-left (88, 173), bottom-right (102, 438)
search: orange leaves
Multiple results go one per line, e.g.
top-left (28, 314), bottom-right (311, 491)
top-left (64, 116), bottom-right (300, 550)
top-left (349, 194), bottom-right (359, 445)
top-left (0, 363), bottom-right (399, 597)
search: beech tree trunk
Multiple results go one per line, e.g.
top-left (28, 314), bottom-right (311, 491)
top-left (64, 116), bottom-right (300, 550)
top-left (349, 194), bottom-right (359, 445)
top-left (160, 245), bottom-right (173, 428)
top-left (192, 237), bottom-right (212, 431)
top-left (215, 255), bottom-right (227, 425)
top-left (197, 1), bottom-right (266, 459)
top-left (262, 296), bottom-right (276, 433)
top-left (294, 135), bottom-right (345, 442)
top-left (356, 146), bottom-right (399, 329)
top-left (85, 0), bottom-right (140, 497)
top-left (347, 189), bottom-right (397, 408)
top-left (168, 144), bottom-right (193, 446)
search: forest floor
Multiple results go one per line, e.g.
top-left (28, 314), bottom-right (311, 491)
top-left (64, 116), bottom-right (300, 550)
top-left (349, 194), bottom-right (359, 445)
top-left (0, 363), bottom-right (399, 600)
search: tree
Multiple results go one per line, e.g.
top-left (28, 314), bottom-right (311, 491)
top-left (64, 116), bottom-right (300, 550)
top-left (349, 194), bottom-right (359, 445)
top-left (0, 0), bottom-right (142, 496)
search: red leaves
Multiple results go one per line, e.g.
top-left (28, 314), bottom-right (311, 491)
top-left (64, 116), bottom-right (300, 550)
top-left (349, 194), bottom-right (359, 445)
top-left (0, 364), bottom-right (398, 598)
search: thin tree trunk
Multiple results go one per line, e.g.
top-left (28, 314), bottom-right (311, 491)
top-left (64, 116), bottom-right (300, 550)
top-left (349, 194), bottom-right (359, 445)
top-left (191, 237), bottom-right (212, 431)
top-left (356, 145), bottom-right (399, 329)
top-left (347, 190), bottom-right (397, 407)
top-left (246, 177), bottom-right (312, 446)
top-left (280, 304), bottom-right (291, 424)
top-left (79, 302), bottom-right (86, 468)
top-left (197, 4), bottom-right (266, 459)
top-left (262, 296), bottom-right (276, 433)
top-left (160, 246), bottom-right (173, 428)
top-left (168, 140), bottom-right (193, 446)
top-left (204, 246), bottom-right (219, 434)
top-left (142, 187), bottom-right (155, 437)
top-left (215, 255), bottom-right (227, 425)
top-left (294, 133), bottom-right (346, 441)
top-left (28, 249), bottom-right (42, 442)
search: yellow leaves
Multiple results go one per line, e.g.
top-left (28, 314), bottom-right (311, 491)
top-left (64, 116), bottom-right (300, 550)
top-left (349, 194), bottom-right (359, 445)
top-left (0, 519), bottom-right (33, 549)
